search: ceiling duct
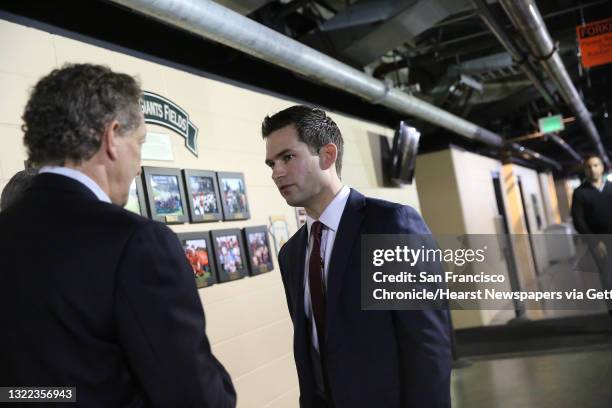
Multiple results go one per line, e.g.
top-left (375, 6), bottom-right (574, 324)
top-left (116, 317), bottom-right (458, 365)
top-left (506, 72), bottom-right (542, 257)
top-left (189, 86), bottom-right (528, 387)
top-left (213, 0), bottom-right (274, 15)
top-left (318, 0), bottom-right (411, 32)
top-left (471, 0), bottom-right (558, 109)
top-left (447, 52), bottom-right (514, 77)
top-left (341, 0), bottom-right (471, 66)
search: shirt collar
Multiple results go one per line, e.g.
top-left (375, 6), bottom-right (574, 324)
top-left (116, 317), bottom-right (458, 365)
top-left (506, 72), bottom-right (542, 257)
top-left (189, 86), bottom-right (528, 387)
top-left (306, 185), bottom-right (350, 236)
top-left (39, 166), bottom-right (112, 203)
top-left (587, 179), bottom-right (607, 192)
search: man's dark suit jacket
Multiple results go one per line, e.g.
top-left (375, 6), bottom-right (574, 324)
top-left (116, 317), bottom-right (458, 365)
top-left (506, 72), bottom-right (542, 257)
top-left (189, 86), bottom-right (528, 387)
top-left (278, 189), bottom-right (451, 408)
top-left (0, 173), bottom-right (236, 407)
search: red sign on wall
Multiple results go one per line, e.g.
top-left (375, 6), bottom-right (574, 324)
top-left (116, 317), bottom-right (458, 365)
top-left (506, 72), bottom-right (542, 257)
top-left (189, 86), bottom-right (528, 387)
top-left (577, 17), bottom-right (612, 68)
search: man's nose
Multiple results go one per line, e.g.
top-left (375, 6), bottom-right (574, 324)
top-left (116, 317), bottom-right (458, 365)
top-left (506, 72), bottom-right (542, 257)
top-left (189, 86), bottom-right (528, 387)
top-left (272, 163), bottom-right (286, 181)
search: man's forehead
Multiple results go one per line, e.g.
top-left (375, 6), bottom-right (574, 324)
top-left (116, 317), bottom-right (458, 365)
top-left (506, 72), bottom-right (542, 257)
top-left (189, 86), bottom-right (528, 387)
top-left (586, 157), bottom-right (603, 165)
top-left (266, 127), bottom-right (303, 155)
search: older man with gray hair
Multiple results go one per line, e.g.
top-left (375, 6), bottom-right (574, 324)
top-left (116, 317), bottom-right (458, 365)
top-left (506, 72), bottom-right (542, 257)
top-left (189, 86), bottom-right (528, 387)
top-left (0, 63), bottom-right (236, 407)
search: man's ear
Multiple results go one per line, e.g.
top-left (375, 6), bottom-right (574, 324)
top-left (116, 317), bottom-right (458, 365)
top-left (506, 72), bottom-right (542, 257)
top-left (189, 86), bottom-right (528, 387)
top-left (102, 120), bottom-right (121, 161)
top-left (319, 143), bottom-right (338, 171)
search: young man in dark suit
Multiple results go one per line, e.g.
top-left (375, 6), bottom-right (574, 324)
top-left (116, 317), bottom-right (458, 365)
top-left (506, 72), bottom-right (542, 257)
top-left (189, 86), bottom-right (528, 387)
top-left (0, 64), bottom-right (236, 407)
top-left (262, 106), bottom-right (451, 408)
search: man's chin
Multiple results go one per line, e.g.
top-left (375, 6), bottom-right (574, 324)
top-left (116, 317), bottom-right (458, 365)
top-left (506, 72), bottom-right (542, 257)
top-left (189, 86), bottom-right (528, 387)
top-left (113, 195), bottom-right (129, 207)
top-left (283, 195), bottom-right (301, 208)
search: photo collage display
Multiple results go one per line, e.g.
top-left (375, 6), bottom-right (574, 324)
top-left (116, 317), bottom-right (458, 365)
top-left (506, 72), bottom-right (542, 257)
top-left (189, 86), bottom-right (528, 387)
top-left (127, 167), bottom-right (271, 288)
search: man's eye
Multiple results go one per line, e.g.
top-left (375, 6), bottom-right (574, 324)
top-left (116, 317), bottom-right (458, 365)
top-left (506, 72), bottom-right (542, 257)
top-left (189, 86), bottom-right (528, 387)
top-left (283, 154), bottom-right (294, 162)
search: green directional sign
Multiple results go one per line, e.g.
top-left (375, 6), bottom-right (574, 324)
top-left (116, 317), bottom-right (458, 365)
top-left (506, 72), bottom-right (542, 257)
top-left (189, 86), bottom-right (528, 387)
top-left (140, 91), bottom-right (199, 157)
top-left (538, 114), bottom-right (564, 134)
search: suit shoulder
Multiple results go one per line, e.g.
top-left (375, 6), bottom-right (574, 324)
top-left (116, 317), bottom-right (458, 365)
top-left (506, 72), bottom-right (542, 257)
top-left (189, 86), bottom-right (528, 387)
top-left (91, 201), bottom-right (174, 238)
top-left (96, 201), bottom-right (151, 224)
top-left (573, 182), bottom-right (594, 194)
top-left (364, 196), bottom-right (418, 215)
top-left (363, 196), bottom-right (429, 233)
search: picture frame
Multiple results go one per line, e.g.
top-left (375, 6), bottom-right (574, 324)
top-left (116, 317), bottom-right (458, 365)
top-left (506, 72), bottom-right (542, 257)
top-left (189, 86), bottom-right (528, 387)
top-left (269, 215), bottom-right (290, 256)
top-left (243, 225), bottom-right (274, 275)
top-left (216, 171), bottom-right (250, 221)
top-left (177, 231), bottom-right (217, 289)
top-left (141, 166), bottom-right (189, 224)
top-left (125, 175), bottom-right (149, 217)
top-left (210, 228), bottom-right (249, 282)
top-left (182, 169), bottom-right (223, 223)
top-left (295, 207), bottom-right (307, 227)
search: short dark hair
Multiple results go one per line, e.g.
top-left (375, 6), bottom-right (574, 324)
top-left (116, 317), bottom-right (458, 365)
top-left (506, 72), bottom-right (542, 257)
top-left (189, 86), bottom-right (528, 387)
top-left (261, 105), bottom-right (344, 176)
top-left (583, 153), bottom-right (603, 165)
top-left (22, 63), bottom-right (142, 166)
top-left (0, 168), bottom-right (39, 211)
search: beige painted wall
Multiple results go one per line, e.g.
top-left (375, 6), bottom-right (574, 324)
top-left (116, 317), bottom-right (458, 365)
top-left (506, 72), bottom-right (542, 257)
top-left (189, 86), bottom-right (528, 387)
top-left (539, 172), bottom-right (561, 225)
top-left (500, 164), bottom-right (541, 320)
top-left (511, 165), bottom-right (549, 234)
top-left (510, 164), bottom-right (551, 274)
top-left (416, 148), bottom-right (565, 327)
top-left (416, 147), bottom-right (514, 328)
top-left (415, 149), bottom-right (465, 235)
top-left (0, 18), bottom-right (423, 408)
top-left (555, 177), bottom-right (581, 224)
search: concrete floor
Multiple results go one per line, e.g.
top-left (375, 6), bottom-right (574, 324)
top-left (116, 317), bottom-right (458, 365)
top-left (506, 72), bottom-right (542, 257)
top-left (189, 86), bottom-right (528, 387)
top-left (451, 348), bottom-right (612, 408)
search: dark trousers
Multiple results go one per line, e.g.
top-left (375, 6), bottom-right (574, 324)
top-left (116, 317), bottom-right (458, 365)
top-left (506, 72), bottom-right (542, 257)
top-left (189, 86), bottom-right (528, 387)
top-left (588, 240), bottom-right (612, 317)
top-left (308, 325), bottom-right (334, 408)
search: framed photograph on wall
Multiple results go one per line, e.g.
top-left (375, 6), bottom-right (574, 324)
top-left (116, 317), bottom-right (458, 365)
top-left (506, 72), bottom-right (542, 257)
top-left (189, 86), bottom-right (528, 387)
top-left (141, 166), bottom-right (189, 224)
top-left (177, 232), bottom-right (217, 289)
top-left (125, 175), bottom-right (149, 217)
top-left (210, 228), bottom-right (249, 282)
top-left (269, 215), bottom-right (290, 256)
top-left (182, 169), bottom-right (223, 223)
top-left (217, 172), bottom-right (250, 220)
top-left (243, 226), bottom-right (274, 275)
top-left (295, 207), bottom-right (307, 227)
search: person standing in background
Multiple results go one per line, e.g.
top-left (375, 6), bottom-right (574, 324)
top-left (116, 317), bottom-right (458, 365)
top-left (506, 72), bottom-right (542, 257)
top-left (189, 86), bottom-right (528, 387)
top-left (571, 153), bottom-right (612, 318)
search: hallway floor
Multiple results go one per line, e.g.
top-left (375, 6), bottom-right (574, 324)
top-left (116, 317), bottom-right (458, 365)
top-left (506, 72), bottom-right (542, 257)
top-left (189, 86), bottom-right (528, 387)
top-left (451, 347), bottom-right (612, 408)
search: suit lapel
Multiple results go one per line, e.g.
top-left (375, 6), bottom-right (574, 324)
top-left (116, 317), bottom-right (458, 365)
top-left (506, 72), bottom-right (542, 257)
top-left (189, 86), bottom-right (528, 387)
top-left (293, 225), bottom-right (309, 354)
top-left (325, 189), bottom-right (366, 334)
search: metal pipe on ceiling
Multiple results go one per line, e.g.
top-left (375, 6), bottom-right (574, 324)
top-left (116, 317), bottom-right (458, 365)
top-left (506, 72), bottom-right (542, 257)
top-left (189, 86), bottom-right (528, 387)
top-left (470, 0), bottom-right (558, 109)
top-left (510, 143), bottom-right (562, 170)
top-left (499, 0), bottom-right (610, 168)
top-left (549, 134), bottom-right (582, 162)
top-left (107, 0), bottom-right (561, 168)
top-left (107, 0), bottom-right (501, 146)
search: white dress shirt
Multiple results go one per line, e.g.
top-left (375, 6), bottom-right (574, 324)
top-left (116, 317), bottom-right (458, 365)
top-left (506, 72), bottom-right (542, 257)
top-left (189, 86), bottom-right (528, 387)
top-left (593, 180), bottom-right (607, 193)
top-left (39, 166), bottom-right (111, 203)
top-left (304, 185), bottom-right (350, 351)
